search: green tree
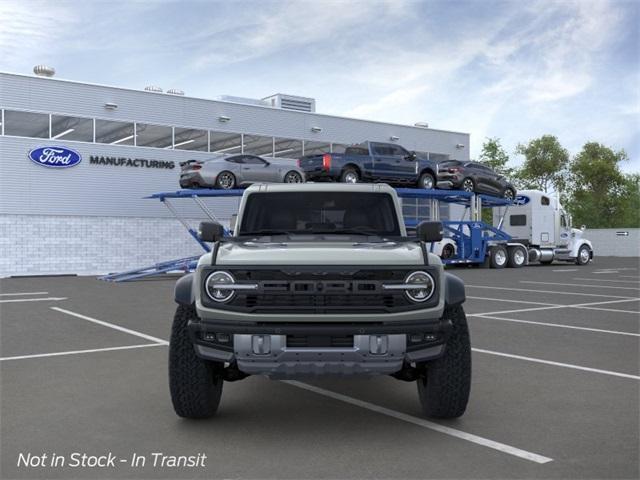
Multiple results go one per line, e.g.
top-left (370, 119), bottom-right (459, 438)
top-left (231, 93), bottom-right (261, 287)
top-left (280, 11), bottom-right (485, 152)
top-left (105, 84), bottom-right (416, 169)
top-left (565, 142), bottom-right (638, 228)
top-left (479, 137), bottom-right (513, 177)
top-left (515, 135), bottom-right (569, 193)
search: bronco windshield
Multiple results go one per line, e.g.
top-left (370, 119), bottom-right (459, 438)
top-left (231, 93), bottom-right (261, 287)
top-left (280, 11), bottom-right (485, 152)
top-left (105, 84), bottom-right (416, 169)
top-left (238, 192), bottom-right (401, 237)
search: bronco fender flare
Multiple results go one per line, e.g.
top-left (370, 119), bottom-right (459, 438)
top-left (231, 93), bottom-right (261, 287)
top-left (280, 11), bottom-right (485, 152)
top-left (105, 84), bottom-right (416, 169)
top-left (175, 273), bottom-right (195, 306)
top-left (444, 272), bottom-right (465, 306)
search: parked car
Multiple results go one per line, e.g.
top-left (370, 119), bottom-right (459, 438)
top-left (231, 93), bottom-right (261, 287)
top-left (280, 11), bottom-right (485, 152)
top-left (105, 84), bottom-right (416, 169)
top-left (179, 155), bottom-right (305, 189)
top-left (298, 141), bottom-right (439, 189)
top-left (436, 160), bottom-right (516, 199)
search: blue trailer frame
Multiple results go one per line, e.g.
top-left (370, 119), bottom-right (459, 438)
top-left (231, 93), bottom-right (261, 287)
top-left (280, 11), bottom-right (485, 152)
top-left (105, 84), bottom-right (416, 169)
top-left (100, 187), bottom-right (513, 281)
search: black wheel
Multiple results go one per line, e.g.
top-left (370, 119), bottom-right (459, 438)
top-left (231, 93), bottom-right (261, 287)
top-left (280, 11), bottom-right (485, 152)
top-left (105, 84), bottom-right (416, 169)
top-left (507, 246), bottom-right (526, 268)
top-left (216, 171), bottom-right (236, 189)
top-left (489, 245), bottom-right (508, 269)
top-left (576, 244), bottom-right (591, 265)
top-left (169, 304), bottom-right (224, 419)
top-left (340, 168), bottom-right (359, 183)
top-left (503, 188), bottom-right (515, 201)
top-left (418, 172), bottom-right (435, 190)
top-left (417, 304), bottom-right (471, 418)
top-left (441, 243), bottom-right (455, 259)
top-left (284, 171), bottom-right (303, 183)
top-left (461, 178), bottom-right (475, 192)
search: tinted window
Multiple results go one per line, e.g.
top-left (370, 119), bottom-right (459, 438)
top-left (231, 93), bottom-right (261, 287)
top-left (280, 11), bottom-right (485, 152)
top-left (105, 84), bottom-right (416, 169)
top-left (226, 156), bottom-right (243, 163)
top-left (136, 123), bottom-right (172, 148)
top-left (210, 131), bottom-right (243, 154)
top-left (51, 114), bottom-right (93, 142)
top-left (4, 110), bottom-right (49, 138)
top-left (242, 155), bottom-right (266, 165)
top-left (541, 196), bottom-right (550, 206)
top-left (239, 192), bottom-right (400, 236)
top-left (345, 146), bottom-right (370, 156)
top-left (174, 127), bottom-right (208, 151)
top-left (95, 119), bottom-right (134, 145)
top-left (510, 215), bottom-right (527, 226)
top-left (244, 134), bottom-right (274, 156)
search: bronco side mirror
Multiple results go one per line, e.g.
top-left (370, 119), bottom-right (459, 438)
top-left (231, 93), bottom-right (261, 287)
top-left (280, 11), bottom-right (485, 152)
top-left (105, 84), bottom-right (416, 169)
top-left (199, 221), bottom-right (225, 242)
top-left (416, 221), bottom-right (443, 242)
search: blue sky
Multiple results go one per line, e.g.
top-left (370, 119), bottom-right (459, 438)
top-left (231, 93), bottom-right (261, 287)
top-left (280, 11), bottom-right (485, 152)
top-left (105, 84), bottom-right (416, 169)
top-left (1, 0), bottom-right (638, 172)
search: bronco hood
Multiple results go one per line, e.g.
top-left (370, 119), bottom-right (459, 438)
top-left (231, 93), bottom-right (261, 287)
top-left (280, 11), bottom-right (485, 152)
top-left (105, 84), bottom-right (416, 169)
top-left (213, 240), bottom-right (427, 265)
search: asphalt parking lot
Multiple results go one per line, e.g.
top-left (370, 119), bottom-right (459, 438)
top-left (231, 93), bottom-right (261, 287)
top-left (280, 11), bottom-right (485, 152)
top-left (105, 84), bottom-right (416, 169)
top-left (1, 257), bottom-right (638, 479)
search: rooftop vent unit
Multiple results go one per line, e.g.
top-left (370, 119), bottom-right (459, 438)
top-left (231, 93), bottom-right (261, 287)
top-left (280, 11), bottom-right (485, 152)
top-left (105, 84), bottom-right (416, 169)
top-left (262, 94), bottom-right (316, 113)
top-left (144, 85), bottom-right (163, 93)
top-left (33, 65), bottom-right (55, 77)
top-left (414, 122), bottom-right (429, 128)
top-left (167, 89), bottom-right (185, 96)
top-left (217, 95), bottom-right (270, 107)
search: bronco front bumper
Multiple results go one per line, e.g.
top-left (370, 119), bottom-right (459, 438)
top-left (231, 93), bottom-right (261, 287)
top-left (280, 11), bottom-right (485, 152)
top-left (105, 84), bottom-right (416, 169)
top-left (188, 318), bottom-right (451, 377)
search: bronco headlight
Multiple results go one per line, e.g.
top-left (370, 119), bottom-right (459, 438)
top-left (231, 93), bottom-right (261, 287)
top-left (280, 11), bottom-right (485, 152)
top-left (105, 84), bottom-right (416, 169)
top-left (205, 271), bottom-right (236, 303)
top-left (404, 271), bottom-right (435, 303)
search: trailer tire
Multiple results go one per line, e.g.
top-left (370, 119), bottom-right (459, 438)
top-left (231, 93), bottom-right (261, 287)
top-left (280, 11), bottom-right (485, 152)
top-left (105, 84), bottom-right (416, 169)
top-left (417, 304), bottom-right (471, 418)
top-left (489, 245), bottom-right (508, 269)
top-left (507, 246), bottom-right (526, 268)
top-left (418, 172), bottom-right (436, 190)
top-left (576, 244), bottom-right (591, 265)
top-left (340, 168), bottom-right (359, 184)
top-left (169, 304), bottom-right (224, 419)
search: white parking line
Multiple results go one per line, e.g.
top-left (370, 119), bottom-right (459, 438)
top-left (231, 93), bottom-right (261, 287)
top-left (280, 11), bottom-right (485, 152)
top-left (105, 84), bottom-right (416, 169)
top-left (468, 298), bottom-right (640, 317)
top-left (51, 307), bottom-right (169, 345)
top-left (470, 315), bottom-right (640, 337)
top-left (0, 292), bottom-right (49, 296)
top-left (0, 343), bottom-right (165, 362)
top-left (466, 285), bottom-right (636, 299)
top-left (473, 348), bottom-right (640, 380)
top-left (573, 278), bottom-right (640, 284)
top-left (467, 296), bottom-right (559, 307)
top-left (283, 380), bottom-right (553, 464)
top-left (520, 281), bottom-right (640, 291)
top-left (620, 275), bottom-right (640, 279)
top-left (0, 297), bottom-right (67, 303)
top-left (552, 269), bottom-right (578, 272)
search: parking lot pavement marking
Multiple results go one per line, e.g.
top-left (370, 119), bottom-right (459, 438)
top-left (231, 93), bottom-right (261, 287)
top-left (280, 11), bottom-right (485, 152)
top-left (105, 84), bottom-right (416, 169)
top-left (472, 348), bottom-right (640, 380)
top-left (0, 297), bottom-right (67, 303)
top-left (466, 285), bottom-right (636, 299)
top-left (520, 281), bottom-right (640, 291)
top-left (469, 314), bottom-right (640, 337)
top-left (621, 275), bottom-right (640, 279)
top-left (0, 291), bottom-right (49, 296)
top-left (51, 307), bottom-right (169, 345)
top-left (0, 343), bottom-right (165, 362)
top-left (573, 278), bottom-right (640, 284)
top-left (467, 296), bottom-right (560, 307)
top-left (471, 298), bottom-right (640, 317)
top-left (552, 269), bottom-right (578, 272)
top-left (282, 380), bottom-right (554, 464)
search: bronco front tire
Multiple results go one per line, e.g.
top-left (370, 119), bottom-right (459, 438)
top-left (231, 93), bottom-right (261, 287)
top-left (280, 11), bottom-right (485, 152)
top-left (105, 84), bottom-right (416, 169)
top-left (417, 305), bottom-right (471, 418)
top-left (169, 304), bottom-right (224, 419)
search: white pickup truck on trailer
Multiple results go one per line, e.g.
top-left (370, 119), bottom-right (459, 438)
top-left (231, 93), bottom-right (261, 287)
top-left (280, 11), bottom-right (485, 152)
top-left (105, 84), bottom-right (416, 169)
top-left (493, 190), bottom-right (593, 265)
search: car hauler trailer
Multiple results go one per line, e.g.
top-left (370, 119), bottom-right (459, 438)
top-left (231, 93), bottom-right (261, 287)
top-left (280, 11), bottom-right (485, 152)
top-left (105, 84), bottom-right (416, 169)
top-left (492, 190), bottom-right (593, 266)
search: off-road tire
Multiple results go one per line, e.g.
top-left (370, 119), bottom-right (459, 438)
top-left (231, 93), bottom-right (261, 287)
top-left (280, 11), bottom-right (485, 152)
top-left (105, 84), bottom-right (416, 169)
top-left (418, 172), bottom-right (436, 190)
top-left (169, 304), bottom-right (224, 419)
top-left (489, 245), bottom-right (508, 269)
top-left (417, 304), bottom-right (471, 418)
top-left (340, 168), bottom-right (359, 183)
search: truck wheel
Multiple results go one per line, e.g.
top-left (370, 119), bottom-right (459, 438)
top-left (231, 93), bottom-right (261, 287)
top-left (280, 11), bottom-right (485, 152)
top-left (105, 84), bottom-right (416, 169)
top-left (418, 172), bottom-right (435, 190)
top-left (216, 171), bottom-right (236, 189)
top-left (417, 304), bottom-right (471, 418)
top-left (507, 246), bottom-right (526, 268)
top-left (576, 245), bottom-right (591, 265)
top-left (340, 168), bottom-right (359, 183)
top-left (489, 245), bottom-right (507, 268)
top-left (441, 243), bottom-right (455, 259)
top-left (169, 304), bottom-right (224, 419)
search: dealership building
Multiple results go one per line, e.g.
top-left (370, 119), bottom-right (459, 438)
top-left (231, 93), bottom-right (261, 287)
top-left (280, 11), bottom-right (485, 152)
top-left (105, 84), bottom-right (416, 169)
top-left (0, 69), bottom-right (470, 277)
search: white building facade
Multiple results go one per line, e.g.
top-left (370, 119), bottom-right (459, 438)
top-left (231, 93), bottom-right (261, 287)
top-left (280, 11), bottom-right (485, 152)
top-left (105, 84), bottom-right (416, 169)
top-left (0, 72), bottom-right (470, 277)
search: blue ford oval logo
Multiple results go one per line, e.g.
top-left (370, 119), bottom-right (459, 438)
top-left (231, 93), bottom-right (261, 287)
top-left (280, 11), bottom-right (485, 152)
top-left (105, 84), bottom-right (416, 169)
top-left (28, 146), bottom-right (82, 168)
top-left (513, 195), bottom-right (530, 206)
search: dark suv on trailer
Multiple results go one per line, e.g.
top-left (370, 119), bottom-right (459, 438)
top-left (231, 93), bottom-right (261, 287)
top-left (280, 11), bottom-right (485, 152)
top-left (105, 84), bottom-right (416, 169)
top-left (437, 160), bottom-right (516, 199)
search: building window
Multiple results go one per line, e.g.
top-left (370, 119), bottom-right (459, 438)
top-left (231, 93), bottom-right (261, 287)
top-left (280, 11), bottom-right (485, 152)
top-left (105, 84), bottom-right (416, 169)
top-left (428, 153), bottom-right (450, 163)
top-left (51, 114), bottom-right (93, 142)
top-left (210, 131), bottom-right (243, 154)
top-left (303, 140), bottom-right (331, 156)
top-left (174, 127), bottom-right (208, 151)
top-left (274, 137), bottom-right (303, 158)
top-left (4, 110), bottom-right (49, 138)
top-left (95, 119), bottom-right (135, 145)
top-left (135, 123), bottom-right (173, 148)
top-left (244, 134), bottom-right (274, 156)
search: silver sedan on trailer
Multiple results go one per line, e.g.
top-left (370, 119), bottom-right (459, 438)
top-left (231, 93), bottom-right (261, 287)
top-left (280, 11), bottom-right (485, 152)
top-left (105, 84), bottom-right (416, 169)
top-left (179, 154), bottom-right (305, 189)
